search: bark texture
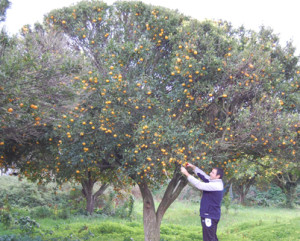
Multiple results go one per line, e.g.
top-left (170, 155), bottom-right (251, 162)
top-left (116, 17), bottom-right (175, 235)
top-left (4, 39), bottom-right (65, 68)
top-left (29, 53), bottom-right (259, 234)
top-left (274, 173), bottom-right (299, 208)
top-left (81, 172), bottom-right (109, 214)
top-left (138, 170), bottom-right (188, 241)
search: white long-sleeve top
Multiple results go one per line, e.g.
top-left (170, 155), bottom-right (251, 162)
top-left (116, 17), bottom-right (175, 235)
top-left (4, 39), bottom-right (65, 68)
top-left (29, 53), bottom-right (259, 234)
top-left (186, 167), bottom-right (224, 219)
top-left (187, 167), bottom-right (223, 191)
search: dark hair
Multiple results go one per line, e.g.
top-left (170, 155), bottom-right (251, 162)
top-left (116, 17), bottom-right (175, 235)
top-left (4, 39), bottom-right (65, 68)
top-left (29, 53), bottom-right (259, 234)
top-left (213, 167), bottom-right (224, 179)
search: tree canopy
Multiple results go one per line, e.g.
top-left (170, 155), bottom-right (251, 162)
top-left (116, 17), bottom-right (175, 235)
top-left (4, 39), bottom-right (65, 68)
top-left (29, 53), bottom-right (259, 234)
top-left (0, 24), bottom-right (81, 175)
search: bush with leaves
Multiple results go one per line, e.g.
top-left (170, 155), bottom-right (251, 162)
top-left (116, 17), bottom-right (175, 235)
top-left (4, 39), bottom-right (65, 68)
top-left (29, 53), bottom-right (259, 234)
top-left (0, 210), bottom-right (13, 230)
top-left (0, 176), bottom-right (69, 208)
top-left (247, 184), bottom-right (287, 207)
top-left (17, 216), bottom-right (40, 234)
top-left (30, 206), bottom-right (53, 219)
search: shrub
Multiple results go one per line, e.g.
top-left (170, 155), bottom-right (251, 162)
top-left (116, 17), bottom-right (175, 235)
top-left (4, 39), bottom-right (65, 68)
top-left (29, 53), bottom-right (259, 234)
top-left (222, 193), bottom-right (231, 213)
top-left (0, 176), bottom-right (69, 208)
top-left (95, 191), bottom-right (135, 219)
top-left (247, 184), bottom-right (286, 207)
top-left (17, 216), bottom-right (40, 234)
top-left (115, 195), bottom-right (135, 219)
top-left (68, 186), bottom-right (85, 211)
top-left (0, 195), bottom-right (13, 229)
top-left (96, 191), bottom-right (115, 216)
top-left (30, 206), bottom-right (53, 219)
top-left (57, 207), bottom-right (71, 220)
top-left (0, 210), bottom-right (13, 229)
top-left (0, 235), bottom-right (43, 241)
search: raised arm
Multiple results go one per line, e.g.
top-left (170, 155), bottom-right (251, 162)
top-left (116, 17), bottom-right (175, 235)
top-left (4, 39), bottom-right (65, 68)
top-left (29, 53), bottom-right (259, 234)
top-left (194, 167), bottom-right (210, 183)
top-left (181, 165), bottom-right (223, 191)
top-left (187, 175), bottom-right (223, 191)
top-left (186, 163), bottom-right (210, 182)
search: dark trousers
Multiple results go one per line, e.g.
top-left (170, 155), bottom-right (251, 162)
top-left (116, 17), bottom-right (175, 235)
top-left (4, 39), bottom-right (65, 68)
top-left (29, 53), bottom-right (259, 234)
top-left (201, 217), bottom-right (219, 241)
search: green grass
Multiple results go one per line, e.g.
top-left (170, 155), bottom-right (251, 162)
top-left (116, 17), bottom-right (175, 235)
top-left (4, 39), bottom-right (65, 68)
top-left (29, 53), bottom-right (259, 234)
top-left (219, 206), bottom-right (300, 240)
top-left (0, 201), bottom-right (299, 240)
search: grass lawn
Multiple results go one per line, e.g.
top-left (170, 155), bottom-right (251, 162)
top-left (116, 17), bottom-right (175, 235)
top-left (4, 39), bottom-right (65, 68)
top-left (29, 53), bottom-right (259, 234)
top-left (0, 201), bottom-right (299, 240)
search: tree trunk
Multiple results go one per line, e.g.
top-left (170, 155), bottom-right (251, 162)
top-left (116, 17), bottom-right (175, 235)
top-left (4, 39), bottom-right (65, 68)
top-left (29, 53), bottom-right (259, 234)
top-left (283, 182), bottom-right (297, 208)
top-left (235, 184), bottom-right (246, 205)
top-left (139, 182), bottom-right (160, 241)
top-left (81, 172), bottom-right (109, 214)
top-left (234, 177), bottom-right (255, 205)
top-left (239, 192), bottom-right (244, 205)
top-left (137, 168), bottom-right (188, 241)
top-left (274, 173), bottom-right (299, 209)
top-left (85, 192), bottom-right (95, 214)
top-left (229, 183), bottom-right (234, 200)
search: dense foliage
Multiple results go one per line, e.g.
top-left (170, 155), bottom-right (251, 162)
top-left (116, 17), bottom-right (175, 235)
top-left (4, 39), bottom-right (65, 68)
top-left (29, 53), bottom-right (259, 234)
top-left (40, 0), bottom-right (299, 194)
top-left (0, 24), bottom-right (82, 177)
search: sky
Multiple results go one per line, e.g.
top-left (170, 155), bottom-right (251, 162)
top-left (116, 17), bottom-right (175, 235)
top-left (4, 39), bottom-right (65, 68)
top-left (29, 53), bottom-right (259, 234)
top-left (2, 0), bottom-right (300, 54)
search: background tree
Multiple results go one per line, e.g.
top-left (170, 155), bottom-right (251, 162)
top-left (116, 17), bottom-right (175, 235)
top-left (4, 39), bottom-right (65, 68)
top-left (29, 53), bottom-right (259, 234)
top-left (169, 20), bottom-right (299, 177)
top-left (0, 24), bottom-right (81, 180)
top-left (0, 0), bottom-right (10, 23)
top-left (272, 171), bottom-right (299, 208)
top-left (229, 156), bottom-right (264, 205)
top-left (254, 155), bottom-right (300, 208)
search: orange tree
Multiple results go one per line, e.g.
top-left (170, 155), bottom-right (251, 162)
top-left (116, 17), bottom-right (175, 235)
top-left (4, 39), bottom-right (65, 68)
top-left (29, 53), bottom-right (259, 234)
top-left (45, 1), bottom-right (299, 240)
top-left (223, 154), bottom-right (299, 207)
top-left (169, 20), bottom-right (299, 174)
top-left (45, 1), bottom-right (192, 239)
top-left (170, 20), bottom-right (299, 207)
top-left (228, 156), bottom-right (265, 205)
top-left (0, 23), bottom-right (112, 213)
top-left (271, 167), bottom-right (299, 208)
top-left (0, 0), bottom-right (10, 23)
top-left (244, 155), bottom-right (300, 208)
top-left (0, 24), bottom-right (81, 177)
